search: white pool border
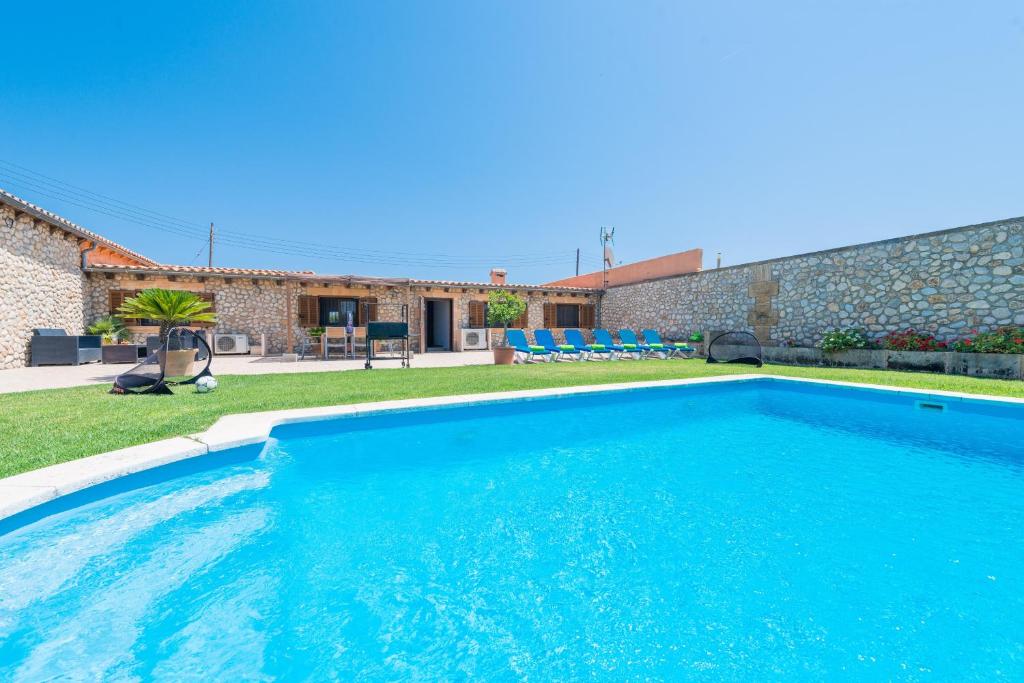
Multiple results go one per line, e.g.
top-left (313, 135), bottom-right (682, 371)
top-left (2, 374), bottom-right (1022, 522)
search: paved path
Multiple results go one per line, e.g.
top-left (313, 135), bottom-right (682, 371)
top-left (0, 351), bottom-right (495, 394)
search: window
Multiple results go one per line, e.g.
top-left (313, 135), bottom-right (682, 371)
top-left (580, 303), bottom-right (596, 329)
top-left (109, 289), bottom-right (215, 327)
top-left (468, 300), bottom-right (486, 328)
top-left (319, 297), bottom-right (359, 326)
top-left (470, 300), bottom-right (528, 329)
top-left (298, 295), bottom-right (319, 327)
top-left (491, 304), bottom-right (529, 329)
top-left (555, 303), bottom-right (580, 328)
top-left (109, 290), bottom-right (140, 325)
top-left (513, 307), bottom-right (529, 329)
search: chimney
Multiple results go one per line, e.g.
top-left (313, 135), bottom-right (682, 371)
top-left (489, 268), bottom-right (507, 285)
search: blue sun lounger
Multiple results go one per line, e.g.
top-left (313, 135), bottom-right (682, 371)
top-left (564, 329), bottom-right (613, 360)
top-left (593, 329), bottom-right (632, 359)
top-left (642, 329), bottom-right (695, 358)
top-left (535, 329), bottom-right (582, 361)
top-left (505, 329), bottom-right (552, 363)
top-left (618, 329), bottom-right (662, 359)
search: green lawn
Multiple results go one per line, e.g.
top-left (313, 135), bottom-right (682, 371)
top-left (2, 359), bottom-right (1022, 478)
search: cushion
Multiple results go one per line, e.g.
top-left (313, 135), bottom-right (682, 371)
top-left (529, 345), bottom-right (546, 352)
top-left (589, 344), bottom-right (606, 350)
top-left (649, 343), bottom-right (665, 348)
top-left (558, 344), bottom-right (575, 351)
top-left (622, 343), bottom-right (637, 349)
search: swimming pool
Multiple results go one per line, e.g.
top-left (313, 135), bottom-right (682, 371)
top-left (1, 378), bottom-right (1022, 679)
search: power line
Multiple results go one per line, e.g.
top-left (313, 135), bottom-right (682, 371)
top-left (0, 161), bottom-right (593, 270)
top-left (0, 172), bottom-right (584, 269)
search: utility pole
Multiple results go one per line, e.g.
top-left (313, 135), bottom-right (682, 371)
top-left (208, 222), bottom-right (214, 267)
top-left (716, 251), bottom-right (722, 269)
top-left (598, 226), bottom-right (615, 328)
top-left (599, 226), bottom-right (615, 289)
top-left (575, 248), bottom-right (580, 276)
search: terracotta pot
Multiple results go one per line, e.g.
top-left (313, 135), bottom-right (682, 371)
top-left (493, 347), bottom-right (515, 365)
top-left (161, 349), bottom-right (196, 378)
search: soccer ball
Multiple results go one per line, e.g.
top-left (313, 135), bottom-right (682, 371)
top-left (195, 376), bottom-right (218, 393)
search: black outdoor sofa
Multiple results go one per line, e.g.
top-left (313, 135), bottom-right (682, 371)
top-left (30, 328), bottom-right (102, 366)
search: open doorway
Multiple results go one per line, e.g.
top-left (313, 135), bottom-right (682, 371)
top-left (424, 298), bottom-right (453, 351)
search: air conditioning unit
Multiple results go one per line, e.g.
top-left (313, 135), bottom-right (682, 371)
top-left (214, 333), bottom-right (250, 355)
top-left (461, 328), bottom-right (488, 350)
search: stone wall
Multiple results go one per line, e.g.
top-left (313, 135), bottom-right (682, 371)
top-left (0, 205), bottom-right (86, 369)
top-left (86, 274), bottom-right (291, 351)
top-left (601, 217), bottom-right (1024, 346)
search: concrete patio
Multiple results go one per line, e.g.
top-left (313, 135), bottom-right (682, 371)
top-left (0, 351), bottom-right (494, 394)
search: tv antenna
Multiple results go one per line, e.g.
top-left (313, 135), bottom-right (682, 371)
top-left (599, 226), bottom-right (615, 288)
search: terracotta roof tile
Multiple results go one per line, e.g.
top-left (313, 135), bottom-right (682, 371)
top-left (86, 264), bottom-right (599, 291)
top-left (0, 187), bottom-right (157, 265)
top-left (410, 278), bottom-right (597, 292)
top-left (87, 263), bottom-right (316, 278)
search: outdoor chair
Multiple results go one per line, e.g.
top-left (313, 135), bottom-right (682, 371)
top-left (30, 328), bottom-right (102, 366)
top-left (323, 327), bottom-right (352, 359)
top-left (534, 329), bottom-right (581, 361)
top-left (642, 329), bottom-right (694, 358)
top-left (505, 329), bottom-right (552, 363)
top-left (593, 329), bottom-right (632, 359)
top-left (618, 329), bottom-right (663, 358)
top-left (297, 336), bottom-right (316, 360)
top-left (564, 329), bottom-right (612, 360)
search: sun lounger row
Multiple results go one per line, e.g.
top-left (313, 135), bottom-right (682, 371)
top-left (504, 328), bottom-right (695, 363)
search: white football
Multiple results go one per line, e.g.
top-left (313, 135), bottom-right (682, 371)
top-left (195, 376), bottom-right (218, 393)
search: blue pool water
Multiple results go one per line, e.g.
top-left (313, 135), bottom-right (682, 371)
top-left (1, 379), bottom-right (1022, 680)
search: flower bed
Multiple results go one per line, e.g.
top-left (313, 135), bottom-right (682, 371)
top-left (763, 346), bottom-right (1024, 380)
top-left (878, 329), bottom-right (948, 352)
top-left (951, 327), bottom-right (1024, 354)
top-left (818, 327), bottom-right (1024, 355)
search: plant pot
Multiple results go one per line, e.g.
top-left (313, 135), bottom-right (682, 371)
top-left (493, 347), bottom-right (515, 365)
top-left (161, 349), bottom-right (196, 378)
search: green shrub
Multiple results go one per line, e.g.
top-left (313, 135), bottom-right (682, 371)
top-left (87, 316), bottom-right (129, 344)
top-left (819, 328), bottom-right (871, 353)
top-left (688, 331), bottom-right (704, 343)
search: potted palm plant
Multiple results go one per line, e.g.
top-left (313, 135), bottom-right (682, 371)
top-left (118, 288), bottom-right (217, 376)
top-left (486, 289), bottom-right (526, 365)
top-left (88, 315), bottom-right (129, 345)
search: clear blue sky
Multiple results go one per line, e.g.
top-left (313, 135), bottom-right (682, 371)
top-left (2, 1), bottom-right (1022, 282)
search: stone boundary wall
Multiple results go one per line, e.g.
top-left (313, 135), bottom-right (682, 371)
top-left (601, 217), bottom-right (1024, 346)
top-left (753, 345), bottom-right (1023, 380)
top-left (0, 204), bottom-right (86, 369)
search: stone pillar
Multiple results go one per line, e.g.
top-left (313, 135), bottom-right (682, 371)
top-left (746, 265), bottom-right (779, 344)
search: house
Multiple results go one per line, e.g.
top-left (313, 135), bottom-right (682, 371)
top-left (0, 188), bottom-right (600, 369)
top-left (4, 184), bottom-right (1019, 371)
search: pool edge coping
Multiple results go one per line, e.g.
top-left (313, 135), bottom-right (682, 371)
top-left (2, 373), bottom-right (1022, 522)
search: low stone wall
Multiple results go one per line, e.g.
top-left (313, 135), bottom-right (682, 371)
top-left (758, 346), bottom-right (1024, 380)
top-left (601, 216), bottom-right (1024, 347)
top-left (0, 205), bottom-right (86, 369)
